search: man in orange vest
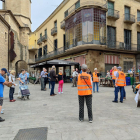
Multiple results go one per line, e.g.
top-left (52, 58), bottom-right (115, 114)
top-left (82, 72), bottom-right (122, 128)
top-left (93, 68), bottom-right (99, 93)
top-left (77, 64), bottom-right (93, 123)
top-left (112, 66), bottom-right (126, 103)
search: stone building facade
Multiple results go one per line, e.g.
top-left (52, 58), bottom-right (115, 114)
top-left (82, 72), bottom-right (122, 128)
top-left (0, 0), bottom-right (31, 74)
top-left (29, 0), bottom-right (140, 75)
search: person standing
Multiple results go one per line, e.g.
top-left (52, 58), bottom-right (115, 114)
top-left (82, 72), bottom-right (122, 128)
top-left (40, 68), bottom-right (47, 91)
top-left (47, 71), bottom-right (51, 89)
top-left (77, 64), bottom-right (93, 123)
top-left (25, 71), bottom-right (30, 84)
top-left (44, 69), bottom-right (48, 90)
top-left (50, 66), bottom-right (57, 96)
top-left (34, 70), bottom-right (41, 84)
top-left (57, 70), bottom-right (64, 94)
top-left (72, 69), bottom-right (78, 87)
top-left (93, 68), bottom-right (99, 93)
top-left (9, 70), bottom-right (16, 102)
top-left (0, 68), bottom-right (12, 122)
top-left (112, 66), bottom-right (118, 86)
top-left (112, 66), bottom-right (126, 103)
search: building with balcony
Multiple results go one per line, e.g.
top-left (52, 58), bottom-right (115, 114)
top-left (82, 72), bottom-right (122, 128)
top-left (29, 0), bottom-right (140, 74)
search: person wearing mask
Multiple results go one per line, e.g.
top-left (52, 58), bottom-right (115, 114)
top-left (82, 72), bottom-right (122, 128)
top-left (57, 70), bottom-right (64, 94)
top-left (50, 66), bottom-right (57, 96)
top-left (0, 68), bottom-right (12, 122)
top-left (112, 66), bottom-right (126, 103)
top-left (72, 69), bottom-right (78, 87)
top-left (77, 64), bottom-right (93, 123)
top-left (93, 68), bottom-right (99, 93)
top-left (25, 71), bottom-right (30, 84)
top-left (40, 68), bottom-right (47, 91)
top-left (34, 70), bottom-right (41, 85)
top-left (9, 70), bottom-right (16, 102)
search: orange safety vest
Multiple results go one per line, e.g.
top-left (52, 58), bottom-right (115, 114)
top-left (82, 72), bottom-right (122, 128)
top-left (112, 69), bottom-right (118, 80)
top-left (116, 71), bottom-right (126, 87)
top-left (136, 84), bottom-right (140, 89)
top-left (93, 72), bottom-right (99, 82)
top-left (77, 72), bottom-right (92, 96)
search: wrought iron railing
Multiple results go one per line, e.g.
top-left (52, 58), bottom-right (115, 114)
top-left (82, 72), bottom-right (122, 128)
top-left (60, 20), bottom-right (65, 29)
top-left (35, 47), bottom-right (64, 62)
top-left (124, 14), bottom-right (135, 23)
top-left (51, 27), bottom-right (57, 36)
top-left (42, 35), bottom-right (47, 42)
top-left (37, 38), bottom-right (42, 45)
top-left (107, 9), bottom-right (120, 19)
top-left (65, 0), bottom-right (107, 18)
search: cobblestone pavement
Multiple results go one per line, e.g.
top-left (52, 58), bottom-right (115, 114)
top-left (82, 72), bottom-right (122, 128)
top-left (0, 83), bottom-right (140, 140)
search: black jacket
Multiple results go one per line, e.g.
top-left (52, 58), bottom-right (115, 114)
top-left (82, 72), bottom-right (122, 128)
top-left (50, 69), bottom-right (56, 81)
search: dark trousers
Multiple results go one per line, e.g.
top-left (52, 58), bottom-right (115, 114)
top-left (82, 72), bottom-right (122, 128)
top-left (44, 77), bottom-right (47, 88)
top-left (50, 81), bottom-right (55, 95)
top-left (115, 86), bottom-right (124, 102)
top-left (78, 95), bottom-right (93, 121)
top-left (41, 77), bottom-right (45, 90)
top-left (49, 81), bottom-right (51, 89)
top-left (9, 87), bottom-right (15, 100)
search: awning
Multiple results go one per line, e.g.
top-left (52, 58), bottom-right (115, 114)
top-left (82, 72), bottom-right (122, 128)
top-left (30, 59), bottom-right (79, 68)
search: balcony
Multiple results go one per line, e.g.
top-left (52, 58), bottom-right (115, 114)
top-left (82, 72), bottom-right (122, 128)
top-left (137, 17), bottom-right (140, 26)
top-left (37, 38), bottom-right (42, 45)
top-left (42, 35), bottom-right (47, 42)
top-left (107, 9), bottom-right (120, 20)
top-left (51, 27), bottom-right (57, 36)
top-left (65, 0), bottom-right (107, 19)
top-left (35, 47), bottom-right (64, 62)
top-left (61, 20), bottom-right (65, 29)
top-left (124, 14), bottom-right (135, 24)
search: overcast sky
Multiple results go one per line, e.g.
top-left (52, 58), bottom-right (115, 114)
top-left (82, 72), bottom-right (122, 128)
top-left (0, 0), bottom-right (63, 31)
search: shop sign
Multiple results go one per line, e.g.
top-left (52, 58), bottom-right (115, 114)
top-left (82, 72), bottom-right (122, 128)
top-left (58, 62), bottom-right (70, 64)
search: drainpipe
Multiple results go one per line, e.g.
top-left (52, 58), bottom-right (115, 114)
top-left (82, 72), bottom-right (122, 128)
top-left (8, 27), bottom-right (10, 71)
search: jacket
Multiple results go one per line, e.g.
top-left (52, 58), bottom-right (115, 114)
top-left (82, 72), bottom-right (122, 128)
top-left (50, 69), bottom-right (56, 82)
top-left (77, 72), bottom-right (92, 96)
top-left (93, 72), bottom-right (99, 82)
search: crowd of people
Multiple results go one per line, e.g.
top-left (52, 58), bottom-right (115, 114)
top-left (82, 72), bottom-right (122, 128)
top-left (0, 64), bottom-right (131, 123)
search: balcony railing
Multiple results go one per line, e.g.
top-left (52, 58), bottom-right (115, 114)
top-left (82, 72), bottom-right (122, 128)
top-left (107, 9), bottom-right (120, 20)
top-left (124, 14), bottom-right (135, 24)
top-left (42, 35), bottom-right (47, 42)
top-left (65, 0), bottom-right (107, 18)
top-left (60, 20), bottom-right (65, 29)
top-left (35, 47), bottom-right (64, 62)
top-left (51, 27), bottom-right (57, 36)
top-left (37, 38), bottom-right (42, 45)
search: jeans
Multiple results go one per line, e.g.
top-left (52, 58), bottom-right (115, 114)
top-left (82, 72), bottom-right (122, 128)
top-left (49, 81), bottom-right (51, 89)
top-left (50, 81), bottom-right (55, 95)
top-left (78, 95), bottom-right (93, 121)
top-left (9, 87), bottom-right (15, 100)
top-left (93, 82), bottom-right (99, 92)
top-left (112, 79), bottom-right (115, 86)
top-left (114, 86), bottom-right (124, 102)
top-left (41, 77), bottom-right (45, 90)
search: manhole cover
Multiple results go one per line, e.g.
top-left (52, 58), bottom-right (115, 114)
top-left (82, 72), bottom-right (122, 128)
top-left (14, 127), bottom-right (48, 140)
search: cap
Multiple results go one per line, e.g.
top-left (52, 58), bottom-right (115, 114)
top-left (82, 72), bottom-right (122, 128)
top-left (94, 68), bottom-right (97, 70)
top-left (81, 64), bottom-right (87, 70)
top-left (117, 66), bottom-right (122, 70)
top-left (1, 68), bottom-right (7, 73)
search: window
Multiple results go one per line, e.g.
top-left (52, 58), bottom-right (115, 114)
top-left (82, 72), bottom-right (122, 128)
top-left (43, 45), bottom-right (47, 55)
top-left (125, 6), bottom-right (130, 20)
top-left (124, 29), bottom-right (131, 50)
top-left (108, 1), bottom-right (114, 16)
top-left (45, 29), bottom-right (47, 37)
top-left (54, 39), bottom-right (57, 51)
top-left (138, 32), bottom-right (140, 51)
top-left (54, 21), bottom-right (57, 27)
top-left (65, 10), bottom-right (68, 18)
top-left (75, 0), bottom-right (80, 10)
top-left (107, 26), bottom-right (116, 48)
top-left (137, 10), bottom-right (140, 21)
top-left (40, 33), bottom-right (42, 39)
top-left (38, 48), bottom-right (42, 57)
top-left (124, 61), bottom-right (133, 73)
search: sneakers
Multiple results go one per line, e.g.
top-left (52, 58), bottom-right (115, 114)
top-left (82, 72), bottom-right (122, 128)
top-left (10, 100), bottom-right (15, 102)
top-left (61, 92), bottom-right (63, 94)
top-left (79, 120), bottom-right (84, 122)
top-left (0, 117), bottom-right (5, 122)
top-left (112, 100), bottom-right (118, 103)
top-left (89, 120), bottom-right (93, 123)
top-left (58, 92), bottom-right (61, 94)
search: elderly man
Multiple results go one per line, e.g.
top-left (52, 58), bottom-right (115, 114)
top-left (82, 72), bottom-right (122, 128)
top-left (77, 64), bottom-right (93, 123)
top-left (72, 69), bottom-right (78, 87)
top-left (93, 68), bottom-right (99, 93)
top-left (112, 66), bottom-right (126, 103)
top-left (40, 68), bottom-right (47, 91)
top-left (0, 68), bottom-right (12, 122)
top-left (50, 66), bottom-right (57, 96)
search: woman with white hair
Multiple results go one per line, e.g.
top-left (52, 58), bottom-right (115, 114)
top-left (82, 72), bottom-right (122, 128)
top-left (9, 70), bottom-right (16, 102)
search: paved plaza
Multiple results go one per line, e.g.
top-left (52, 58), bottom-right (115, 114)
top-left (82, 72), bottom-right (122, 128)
top-left (0, 83), bottom-right (140, 140)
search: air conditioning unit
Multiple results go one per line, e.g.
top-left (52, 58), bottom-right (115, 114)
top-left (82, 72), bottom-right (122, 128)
top-left (119, 42), bottom-right (125, 49)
